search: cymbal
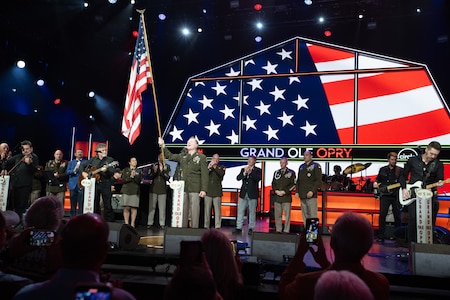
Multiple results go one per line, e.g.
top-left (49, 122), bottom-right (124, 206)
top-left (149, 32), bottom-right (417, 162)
top-left (343, 163), bottom-right (367, 175)
top-left (364, 162), bottom-right (372, 169)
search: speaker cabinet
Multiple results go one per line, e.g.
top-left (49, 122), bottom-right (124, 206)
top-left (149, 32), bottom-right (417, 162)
top-left (107, 222), bottom-right (140, 250)
top-left (251, 231), bottom-right (299, 263)
top-left (163, 227), bottom-right (206, 256)
top-left (410, 243), bottom-right (450, 277)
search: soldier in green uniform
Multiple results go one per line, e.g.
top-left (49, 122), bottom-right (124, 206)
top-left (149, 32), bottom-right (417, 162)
top-left (158, 136), bottom-right (208, 228)
top-left (148, 153), bottom-right (171, 229)
top-left (272, 157), bottom-right (296, 233)
top-left (295, 150), bottom-right (322, 222)
top-left (205, 153), bottom-right (226, 229)
top-left (45, 149), bottom-right (68, 206)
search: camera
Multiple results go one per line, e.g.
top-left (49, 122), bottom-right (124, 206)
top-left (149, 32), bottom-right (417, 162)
top-left (74, 283), bottom-right (111, 300)
top-left (305, 218), bottom-right (319, 244)
top-left (29, 230), bottom-right (55, 247)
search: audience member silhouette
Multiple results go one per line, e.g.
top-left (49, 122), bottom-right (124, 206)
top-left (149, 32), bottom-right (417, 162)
top-left (279, 212), bottom-right (389, 300)
top-left (0, 210), bottom-right (33, 300)
top-left (313, 270), bottom-right (374, 300)
top-left (201, 228), bottom-right (244, 300)
top-left (13, 213), bottom-right (135, 300)
top-left (6, 195), bottom-right (64, 282)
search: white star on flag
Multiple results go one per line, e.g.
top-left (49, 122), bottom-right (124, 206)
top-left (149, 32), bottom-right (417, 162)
top-left (233, 92), bottom-right (249, 105)
top-left (277, 48), bottom-right (293, 60)
top-left (262, 61), bottom-right (278, 74)
top-left (301, 120), bottom-right (317, 137)
top-left (225, 67), bottom-right (240, 77)
top-left (226, 130), bottom-right (239, 144)
top-left (194, 135), bottom-right (205, 145)
top-left (292, 94), bottom-right (309, 111)
top-left (255, 101), bottom-right (271, 116)
top-left (219, 105), bottom-right (235, 119)
top-left (183, 108), bottom-right (199, 124)
top-left (243, 115), bottom-right (257, 131)
top-left (169, 126), bottom-right (184, 142)
top-left (247, 78), bottom-right (263, 91)
top-left (205, 120), bottom-right (221, 136)
top-left (270, 86), bottom-right (286, 101)
top-left (263, 125), bottom-right (279, 141)
top-left (194, 82), bottom-right (205, 86)
top-left (199, 95), bottom-right (214, 110)
top-left (244, 59), bottom-right (255, 66)
top-left (289, 69), bottom-right (301, 85)
top-left (277, 111), bottom-right (294, 126)
top-left (211, 82), bottom-right (227, 96)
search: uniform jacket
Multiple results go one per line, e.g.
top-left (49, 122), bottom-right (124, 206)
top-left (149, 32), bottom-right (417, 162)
top-left (121, 167), bottom-right (143, 195)
top-left (272, 168), bottom-right (296, 203)
top-left (296, 161), bottom-right (322, 199)
top-left (206, 164), bottom-right (226, 197)
top-left (164, 148), bottom-right (208, 193)
top-left (148, 163), bottom-right (171, 195)
top-left (45, 160), bottom-right (68, 193)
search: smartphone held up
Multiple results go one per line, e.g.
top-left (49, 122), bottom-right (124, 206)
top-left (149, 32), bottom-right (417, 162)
top-left (305, 218), bottom-right (319, 244)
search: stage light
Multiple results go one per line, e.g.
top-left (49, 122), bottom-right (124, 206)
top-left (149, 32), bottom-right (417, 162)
top-left (202, 9), bottom-right (207, 14)
top-left (88, 91), bottom-right (95, 98)
top-left (182, 28), bottom-right (190, 36)
top-left (324, 29), bottom-right (332, 37)
top-left (34, 109), bottom-right (38, 113)
top-left (83, 2), bottom-right (89, 8)
top-left (158, 13), bottom-right (166, 21)
top-left (318, 17), bottom-right (324, 23)
top-left (89, 115), bottom-right (95, 121)
top-left (197, 27), bottom-right (203, 33)
top-left (256, 22), bottom-right (263, 29)
top-left (54, 98), bottom-right (61, 105)
top-left (416, 8), bottom-right (421, 14)
top-left (132, 30), bottom-right (138, 37)
top-left (358, 13), bottom-right (364, 19)
top-left (16, 60), bottom-right (26, 68)
top-left (108, 0), bottom-right (117, 4)
top-left (255, 35), bottom-right (262, 43)
top-left (36, 79), bottom-right (45, 86)
top-left (254, 3), bottom-right (262, 11)
top-left (130, 0), bottom-right (135, 4)
top-left (304, 0), bottom-right (312, 5)
top-left (12, 88), bottom-right (17, 92)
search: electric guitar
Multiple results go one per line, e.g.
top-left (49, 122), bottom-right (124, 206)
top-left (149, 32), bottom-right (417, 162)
top-left (398, 178), bottom-right (450, 206)
top-left (78, 161), bottom-right (119, 188)
top-left (373, 183), bottom-right (400, 199)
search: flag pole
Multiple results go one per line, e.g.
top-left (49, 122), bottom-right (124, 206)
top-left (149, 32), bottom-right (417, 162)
top-left (137, 9), bottom-right (165, 163)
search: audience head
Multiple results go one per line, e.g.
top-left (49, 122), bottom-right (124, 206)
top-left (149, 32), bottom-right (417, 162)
top-left (60, 213), bottom-right (109, 270)
top-left (314, 270), bottom-right (374, 300)
top-left (201, 229), bottom-right (243, 287)
top-left (23, 195), bottom-right (64, 231)
top-left (330, 212), bottom-right (373, 263)
top-left (164, 264), bottom-right (221, 300)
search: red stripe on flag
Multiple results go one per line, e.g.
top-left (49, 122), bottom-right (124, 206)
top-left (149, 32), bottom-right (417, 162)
top-left (337, 109), bottom-right (450, 144)
top-left (307, 44), bottom-right (354, 63)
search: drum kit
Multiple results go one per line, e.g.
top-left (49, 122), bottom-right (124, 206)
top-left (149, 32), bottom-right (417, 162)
top-left (323, 162), bottom-right (372, 192)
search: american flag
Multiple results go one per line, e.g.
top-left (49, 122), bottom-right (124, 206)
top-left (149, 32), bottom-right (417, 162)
top-left (121, 15), bottom-right (152, 145)
top-left (164, 37), bottom-right (450, 146)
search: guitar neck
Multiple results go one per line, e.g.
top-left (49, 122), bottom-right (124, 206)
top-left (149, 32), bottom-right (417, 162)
top-left (425, 178), bottom-right (450, 190)
top-left (387, 183), bottom-right (400, 190)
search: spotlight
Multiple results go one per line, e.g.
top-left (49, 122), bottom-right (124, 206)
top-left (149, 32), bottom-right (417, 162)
top-left (182, 28), bottom-right (190, 36)
top-left (318, 17), bottom-right (324, 23)
top-left (256, 22), bottom-right (263, 29)
top-left (202, 9), bottom-right (207, 14)
top-left (197, 27), bottom-right (203, 33)
top-left (34, 109), bottom-right (38, 113)
top-left (324, 29), bottom-right (332, 37)
top-left (54, 98), bottom-right (61, 105)
top-left (254, 3), bottom-right (262, 11)
top-left (255, 35), bottom-right (262, 43)
top-left (108, 0), bottom-right (117, 3)
top-left (304, 0), bottom-right (312, 5)
top-left (36, 79), bottom-right (45, 86)
top-left (89, 115), bottom-right (95, 121)
top-left (416, 8), bottom-right (421, 14)
top-left (83, 2), bottom-right (89, 8)
top-left (88, 91), bottom-right (95, 98)
top-left (132, 30), bottom-right (138, 37)
top-left (12, 88), bottom-right (17, 92)
top-left (130, 0), bottom-right (135, 4)
top-left (158, 13), bottom-right (166, 21)
top-left (358, 14), bottom-right (364, 19)
top-left (16, 60), bottom-right (26, 68)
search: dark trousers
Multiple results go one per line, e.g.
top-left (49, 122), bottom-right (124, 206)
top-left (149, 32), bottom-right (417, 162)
top-left (11, 185), bottom-right (32, 220)
top-left (378, 194), bottom-right (401, 238)
top-left (69, 187), bottom-right (84, 217)
top-left (95, 182), bottom-right (114, 222)
top-left (407, 196), bottom-right (439, 243)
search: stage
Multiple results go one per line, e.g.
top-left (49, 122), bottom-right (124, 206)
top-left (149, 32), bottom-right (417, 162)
top-left (101, 216), bottom-right (450, 300)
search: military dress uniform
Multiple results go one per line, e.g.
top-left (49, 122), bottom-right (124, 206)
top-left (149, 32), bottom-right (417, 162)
top-left (163, 148), bottom-right (208, 228)
top-left (272, 167), bottom-right (296, 233)
top-left (148, 163), bottom-right (171, 228)
top-left (205, 164), bottom-right (226, 228)
top-left (296, 161), bottom-right (322, 222)
top-left (45, 159), bottom-right (68, 205)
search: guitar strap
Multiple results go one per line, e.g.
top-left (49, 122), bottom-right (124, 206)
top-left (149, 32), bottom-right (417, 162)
top-left (423, 160), bottom-right (436, 188)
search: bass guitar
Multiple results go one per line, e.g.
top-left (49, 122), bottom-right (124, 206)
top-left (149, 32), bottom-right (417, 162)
top-left (398, 178), bottom-right (450, 206)
top-left (373, 182), bottom-right (400, 199)
top-left (78, 161), bottom-right (119, 188)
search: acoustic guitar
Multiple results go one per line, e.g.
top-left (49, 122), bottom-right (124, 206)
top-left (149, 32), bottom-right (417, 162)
top-left (78, 161), bottom-right (119, 188)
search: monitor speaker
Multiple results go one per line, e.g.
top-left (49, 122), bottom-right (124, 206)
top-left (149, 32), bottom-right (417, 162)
top-left (164, 227), bottom-right (206, 256)
top-left (410, 242), bottom-right (450, 277)
top-left (251, 231), bottom-right (299, 263)
top-left (107, 222), bottom-right (140, 250)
